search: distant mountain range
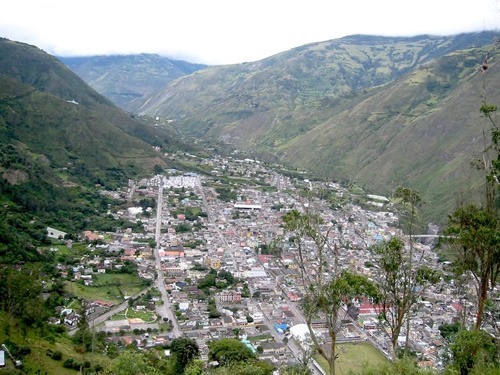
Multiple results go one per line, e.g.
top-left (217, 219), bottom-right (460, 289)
top-left (126, 31), bottom-right (496, 223)
top-left (4, 31), bottom-right (499, 224)
top-left (58, 54), bottom-right (207, 112)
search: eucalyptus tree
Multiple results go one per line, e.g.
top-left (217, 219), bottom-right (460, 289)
top-left (283, 209), bottom-right (378, 375)
top-left (372, 236), bottom-right (440, 358)
top-left (392, 187), bottom-right (423, 353)
top-left (443, 103), bottom-right (499, 331)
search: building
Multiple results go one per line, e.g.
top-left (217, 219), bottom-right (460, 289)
top-left (216, 290), bottom-right (242, 303)
top-left (47, 227), bottom-right (67, 240)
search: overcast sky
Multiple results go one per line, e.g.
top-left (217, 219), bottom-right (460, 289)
top-left (1, 0), bottom-right (498, 65)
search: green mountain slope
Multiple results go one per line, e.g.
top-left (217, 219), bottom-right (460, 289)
top-left (137, 32), bottom-right (496, 135)
top-left (0, 38), bottom-right (182, 262)
top-left (136, 32), bottom-right (499, 222)
top-left (59, 54), bottom-right (207, 112)
top-left (285, 47), bottom-right (499, 222)
top-left (0, 38), bottom-right (190, 154)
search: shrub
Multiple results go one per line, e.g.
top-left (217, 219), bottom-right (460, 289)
top-left (52, 351), bottom-right (63, 360)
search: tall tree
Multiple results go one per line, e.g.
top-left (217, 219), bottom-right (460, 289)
top-left (170, 337), bottom-right (200, 374)
top-left (393, 187), bottom-right (422, 353)
top-left (445, 205), bottom-right (499, 330)
top-left (444, 102), bottom-right (499, 331)
top-left (207, 338), bottom-right (256, 366)
top-left (372, 236), bottom-right (439, 358)
top-left (283, 209), bottom-right (379, 375)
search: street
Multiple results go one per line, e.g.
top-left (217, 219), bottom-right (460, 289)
top-left (154, 184), bottom-right (182, 337)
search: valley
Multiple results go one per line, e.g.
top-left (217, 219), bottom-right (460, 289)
top-left (4, 151), bottom-right (484, 374)
top-left (0, 32), bottom-right (498, 374)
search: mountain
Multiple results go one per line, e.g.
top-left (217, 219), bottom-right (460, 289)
top-left (135, 32), bottom-right (499, 222)
top-left (0, 38), bottom-right (198, 174)
top-left (58, 54), bottom-right (207, 112)
top-left (0, 38), bottom-right (192, 261)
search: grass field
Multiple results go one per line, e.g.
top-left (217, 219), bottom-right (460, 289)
top-left (111, 308), bottom-right (157, 322)
top-left (314, 342), bottom-right (388, 375)
top-left (65, 273), bottom-right (150, 304)
top-left (0, 313), bottom-right (109, 375)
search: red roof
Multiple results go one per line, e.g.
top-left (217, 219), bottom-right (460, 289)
top-left (257, 255), bottom-right (273, 264)
top-left (359, 303), bottom-right (388, 315)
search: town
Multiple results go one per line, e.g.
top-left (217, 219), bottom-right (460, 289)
top-left (45, 151), bottom-right (479, 374)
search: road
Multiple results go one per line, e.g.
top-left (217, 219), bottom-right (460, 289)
top-left (195, 176), bottom-right (240, 274)
top-left (153, 184), bottom-right (182, 337)
top-left (67, 286), bottom-right (151, 336)
top-left (70, 183), bottom-right (181, 338)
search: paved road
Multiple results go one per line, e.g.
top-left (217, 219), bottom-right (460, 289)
top-left (154, 184), bottom-right (182, 337)
top-left (69, 183), bottom-right (181, 338)
top-left (68, 286), bottom-right (151, 336)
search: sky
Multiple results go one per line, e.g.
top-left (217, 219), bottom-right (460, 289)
top-left (1, 0), bottom-right (499, 65)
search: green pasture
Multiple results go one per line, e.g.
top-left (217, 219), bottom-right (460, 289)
top-left (314, 342), bottom-right (388, 375)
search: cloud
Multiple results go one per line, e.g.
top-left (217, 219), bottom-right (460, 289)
top-left (1, 0), bottom-right (498, 64)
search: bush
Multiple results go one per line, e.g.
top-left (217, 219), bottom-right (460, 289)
top-left (52, 351), bottom-right (63, 360)
top-left (63, 358), bottom-right (82, 370)
top-left (46, 349), bottom-right (63, 360)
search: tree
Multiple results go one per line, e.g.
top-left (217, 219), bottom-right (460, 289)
top-left (444, 205), bottom-right (499, 330)
top-left (354, 356), bottom-right (434, 375)
top-left (393, 187), bottom-right (422, 353)
top-left (372, 236), bottom-right (409, 358)
top-left (0, 265), bottom-right (44, 326)
top-left (439, 322), bottom-right (461, 342)
top-left (208, 338), bottom-right (256, 367)
top-left (184, 359), bottom-right (204, 375)
top-left (442, 75), bottom-right (499, 329)
top-left (372, 236), bottom-right (440, 358)
top-left (208, 360), bottom-right (274, 375)
top-left (103, 350), bottom-right (155, 375)
top-left (170, 337), bottom-right (200, 373)
top-left (279, 363), bottom-right (313, 375)
top-left (283, 210), bottom-right (379, 375)
top-left (450, 329), bottom-right (498, 375)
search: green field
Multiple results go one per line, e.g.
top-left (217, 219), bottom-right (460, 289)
top-left (0, 313), bottom-right (109, 375)
top-left (65, 273), bottom-right (150, 304)
top-left (111, 307), bottom-right (157, 323)
top-left (314, 342), bottom-right (388, 375)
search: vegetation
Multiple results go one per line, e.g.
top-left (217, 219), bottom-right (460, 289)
top-left (313, 342), bottom-right (388, 375)
top-left (136, 32), bottom-right (499, 223)
top-left (0, 33), bottom-right (499, 375)
top-left (283, 210), bottom-right (379, 375)
top-left (449, 329), bottom-right (499, 375)
top-left (215, 187), bottom-right (237, 202)
top-left (372, 235), bottom-right (440, 357)
top-left (170, 337), bottom-right (200, 374)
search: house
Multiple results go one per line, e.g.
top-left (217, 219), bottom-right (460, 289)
top-left (82, 230), bottom-right (102, 242)
top-left (311, 319), bottom-right (327, 329)
top-left (166, 249), bottom-right (185, 258)
top-left (216, 290), bottom-right (242, 303)
top-left (358, 302), bottom-right (389, 316)
top-left (47, 227), bottom-right (67, 240)
top-left (287, 292), bottom-right (301, 302)
top-left (64, 313), bottom-right (80, 326)
top-left (261, 342), bottom-right (287, 355)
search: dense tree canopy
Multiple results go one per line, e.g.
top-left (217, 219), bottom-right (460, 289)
top-left (170, 337), bottom-right (200, 373)
top-left (208, 338), bottom-right (257, 367)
